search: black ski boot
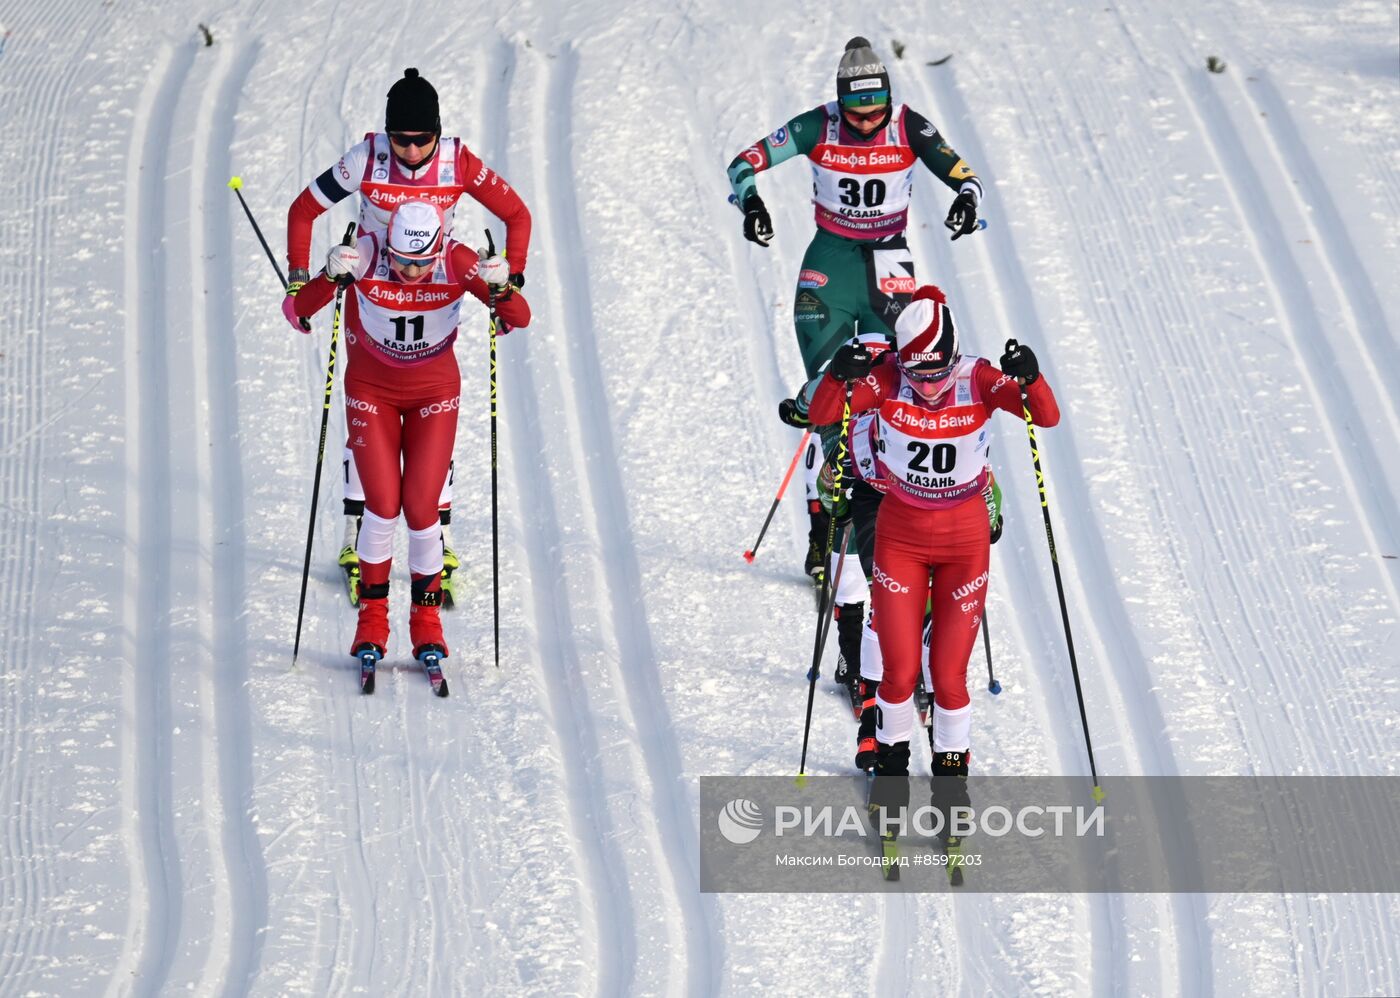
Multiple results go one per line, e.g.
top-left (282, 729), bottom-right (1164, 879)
top-left (929, 743), bottom-right (972, 885)
top-left (855, 678), bottom-right (879, 771)
top-left (833, 601), bottom-right (864, 717)
top-left (868, 739), bottom-right (911, 880)
top-left (805, 503), bottom-right (830, 586)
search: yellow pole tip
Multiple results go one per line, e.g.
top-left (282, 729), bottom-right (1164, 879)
top-left (227, 176), bottom-right (242, 190)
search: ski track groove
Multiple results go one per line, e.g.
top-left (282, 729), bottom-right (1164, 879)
top-left (1166, 54), bottom-right (1399, 997)
top-left (496, 38), bottom-right (636, 998)
top-left (188, 35), bottom-right (271, 996)
top-left (535, 40), bottom-right (721, 996)
top-left (900, 57), bottom-right (1118, 997)
top-left (0, 0), bottom-right (107, 988)
top-left (962, 13), bottom-right (1327, 990)
top-left (923, 58), bottom-right (1217, 997)
top-left (393, 672), bottom-right (443, 997)
top-left (1173, 67), bottom-right (1400, 759)
top-left (1177, 70), bottom-right (1400, 618)
top-left (534, 42), bottom-right (722, 996)
top-left (321, 694), bottom-right (378, 995)
top-left (1074, 0), bottom-right (1399, 784)
top-left (1232, 70), bottom-right (1400, 583)
top-left (114, 39), bottom-right (197, 997)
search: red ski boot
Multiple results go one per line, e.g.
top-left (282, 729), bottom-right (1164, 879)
top-left (410, 576), bottom-right (449, 697)
top-left (409, 601), bottom-right (447, 658)
top-left (350, 587), bottom-right (390, 657)
top-left (410, 573), bottom-right (448, 652)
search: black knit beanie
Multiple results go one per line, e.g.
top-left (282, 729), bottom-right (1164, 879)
top-left (385, 68), bottom-right (441, 133)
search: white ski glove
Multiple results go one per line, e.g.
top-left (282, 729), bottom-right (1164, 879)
top-left (326, 243), bottom-right (360, 281)
top-left (477, 251), bottom-right (510, 289)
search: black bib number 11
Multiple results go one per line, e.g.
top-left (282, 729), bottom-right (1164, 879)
top-left (391, 315), bottom-right (425, 343)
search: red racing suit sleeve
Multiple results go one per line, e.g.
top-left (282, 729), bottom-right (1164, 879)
top-left (458, 145), bottom-right (532, 275)
top-left (291, 273), bottom-right (338, 318)
top-left (976, 359), bottom-right (1061, 426)
top-left (449, 243), bottom-right (532, 331)
top-left (807, 354), bottom-right (900, 425)
top-left (286, 140), bottom-right (371, 273)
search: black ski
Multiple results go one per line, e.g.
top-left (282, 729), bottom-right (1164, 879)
top-left (358, 649), bottom-right (379, 695)
top-left (416, 647), bottom-right (450, 697)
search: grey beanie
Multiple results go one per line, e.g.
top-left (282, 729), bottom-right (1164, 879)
top-left (836, 36), bottom-right (890, 106)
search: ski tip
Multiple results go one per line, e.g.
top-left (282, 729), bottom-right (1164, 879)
top-left (742, 550), bottom-right (755, 563)
top-left (227, 175), bottom-right (242, 190)
top-left (988, 679), bottom-right (1002, 695)
top-left (1091, 784), bottom-right (1106, 804)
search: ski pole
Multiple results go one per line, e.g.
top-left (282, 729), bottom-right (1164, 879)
top-left (744, 430), bottom-right (811, 562)
top-left (797, 519), bottom-right (852, 783)
top-left (485, 230), bottom-right (502, 670)
top-left (1010, 341), bottom-right (1101, 802)
top-left (291, 222), bottom-right (357, 667)
top-left (227, 176), bottom-right (310, 331)
top-left (798, 371), bottom-right (855, 781)
top-left (983, 603), bottom-right (1001, 695)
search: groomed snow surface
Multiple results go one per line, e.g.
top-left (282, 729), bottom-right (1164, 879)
top-left (1, 0), bottom-right (1397, 994)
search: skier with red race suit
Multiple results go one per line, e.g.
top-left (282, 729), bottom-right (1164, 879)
top-left (281, 68), bottom-right (531, 603)
top-left (288, 200), bottom-right (531, 664)
top-left (806, 284), bottom-right (1057, 804)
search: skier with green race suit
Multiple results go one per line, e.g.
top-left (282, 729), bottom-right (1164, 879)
top-left (726, 35), bottom-right (984, 586)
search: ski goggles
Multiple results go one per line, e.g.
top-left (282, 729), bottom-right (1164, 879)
top-left (388, 131), bottom-right (436, 148)
top-left (388, 249), bottom-right (434, 268)
top-left (900, 361), bottom-right (956, 384)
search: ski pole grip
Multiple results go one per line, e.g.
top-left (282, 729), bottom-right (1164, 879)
top-left (484, 228), bottom-right (496, 257)
top-left (342, 222), bottom-right (357, 245)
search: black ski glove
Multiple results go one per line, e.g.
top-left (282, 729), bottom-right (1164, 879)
top-left (828, 342), bottom-right (874, 383)
top-left (742, 193), bottom-right (773, 247)
top-left (778, 397), bottom-right (811, 428)
top-left (509, 272), bottom-right (525, 290)
top-left (1000, 339), bottom-right (1040, 385)
top-left (944, 189), bottom-right (979, 241)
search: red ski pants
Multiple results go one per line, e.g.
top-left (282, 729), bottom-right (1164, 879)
top-left (343, 371), bottom-right (460, 533)
top-left (870, 497), bottom-right (990, 712)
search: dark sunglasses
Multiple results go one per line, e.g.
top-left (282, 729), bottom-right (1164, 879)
top-left (842, 105), bottom-right (888, 124)
top-left (389, 132), bottom-right (436, 148)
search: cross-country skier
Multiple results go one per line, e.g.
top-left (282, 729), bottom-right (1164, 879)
top-left (807, 285), bottom-right (1056, 828)
top-left (787, 362), bottom-right (1002, 770)
top-left (727, 36), bottom-right (983, 586)
top-left (288, 200), bottom-right (531, 669)
top-left (281, 68), bottom-right (532, 605)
